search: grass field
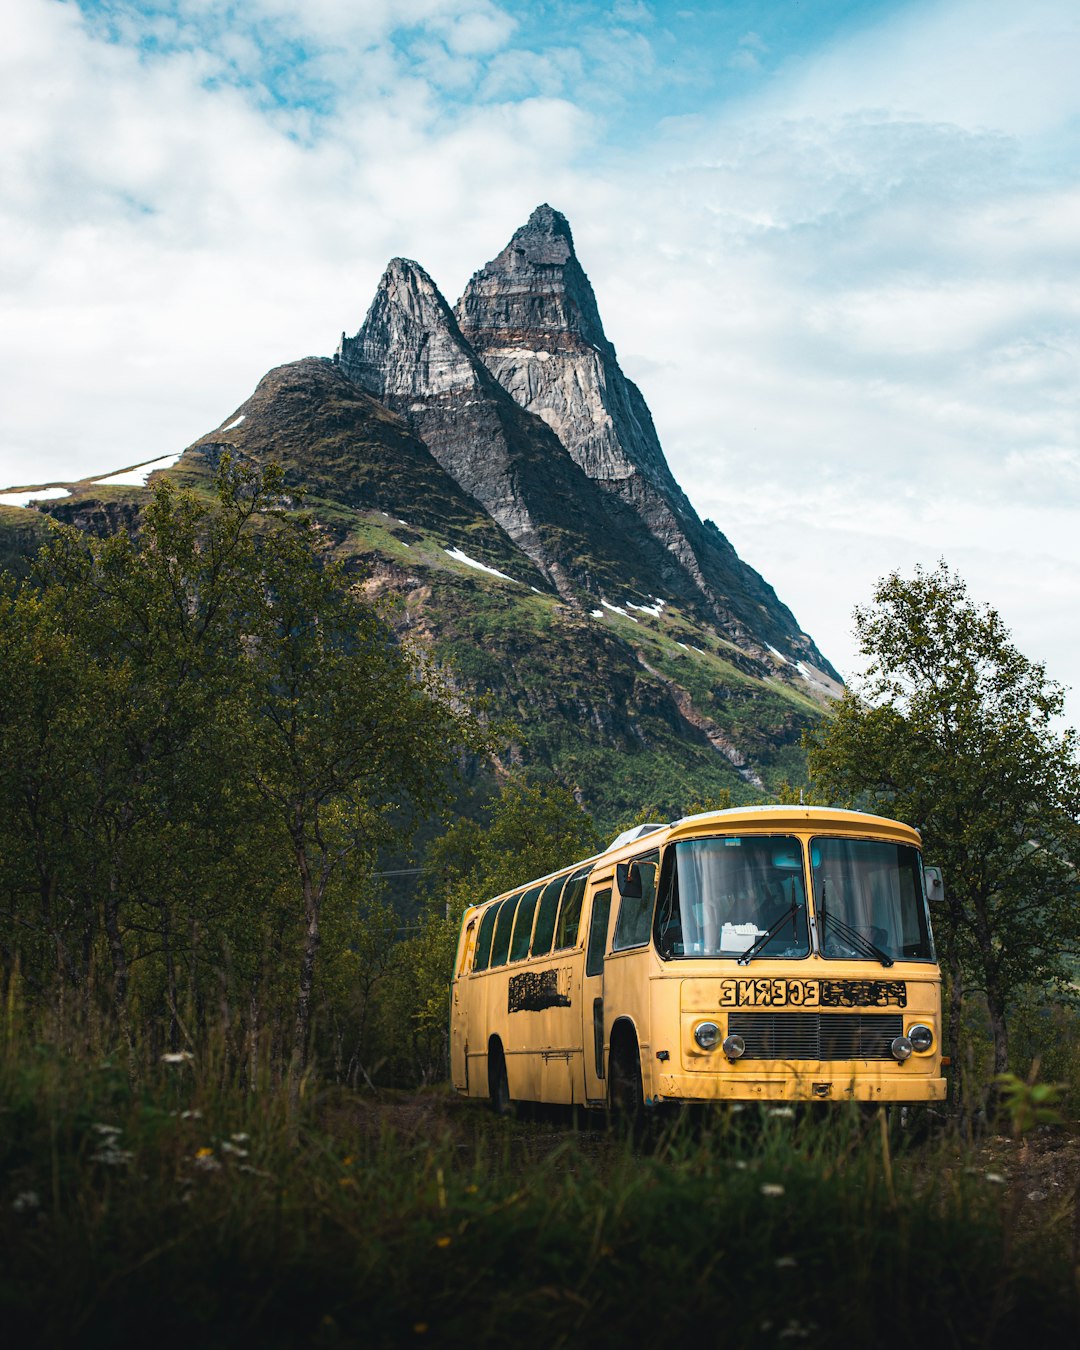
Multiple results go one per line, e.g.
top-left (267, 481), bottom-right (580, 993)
top-left (3, 1029), bottom-right (1078, 1349)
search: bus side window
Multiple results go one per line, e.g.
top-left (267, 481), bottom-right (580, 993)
top-left (554, 868), bottom-right (591, 950)
top-left (473, 904), bottom-right (499, 972)
top-left (585, 889), bottom-right (612, 976)
top-left (531, 876), bottom-right (566, 957)
top-left (509, 885), bottom-right (542, 961)
top-left (613, 851), bottom-right (659, 950)
top-left (489, 894), bottom-right (520, 968)
top-left (457, 918), bottom-right (478, 976)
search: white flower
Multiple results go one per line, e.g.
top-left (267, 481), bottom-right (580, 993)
top-left (161, 1051), bottom-right (194, 1064)
top-left (12, 1190), bottom-right (40, 1213)
top-left (230, 1133), bottom-right (250, 1144)
top-left (92, 1145), bottom-right (134, 1166)
top-left (768, 1106), bottom-right (796, 1119)
top-left (221, 1141), bottom-right (249, 1158)
top-left (91, 1123), bottom-right (122, 1136)
top-left (180, 1109), bottom-right (203, 1120)
top-left (760, 1183), bottom-right (785, 1198)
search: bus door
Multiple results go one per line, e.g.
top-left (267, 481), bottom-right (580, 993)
top-left (581, 876), bottom-right (614, 1106)
top-left (450, 913), bottom-right (477, 1092)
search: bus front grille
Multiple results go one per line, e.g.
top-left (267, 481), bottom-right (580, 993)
top-left (727, 1013), bottom-right (904, 1060)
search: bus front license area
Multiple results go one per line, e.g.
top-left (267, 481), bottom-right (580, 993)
top-left (717, 978), bottom-right (908, 1009)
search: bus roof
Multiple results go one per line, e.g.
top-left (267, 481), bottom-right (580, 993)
top-left (664, 805), bottom-right (921, 845)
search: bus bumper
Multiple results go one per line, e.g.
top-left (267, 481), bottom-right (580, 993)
top-left (653, 1072), bottom-right (948, 1104)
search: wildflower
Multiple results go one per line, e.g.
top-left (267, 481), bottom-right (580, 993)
top-left (161, 1051), bottom-right (194, 1064)
top-left (231, 1133), bottom-right (250, 1144)
top-left (342, 1154), bottom-right (355, 1167)
top-left (775, 1256), bottom-right (797, 1269)
top-left (733, 1160), bottom-right (748, 1170)
top-left (779, 1319), bottom-right (815, 1340)
top-left (92, 1144), bottom-right (133, 1166)
top-left (220, 1140), bottom-right (249, 1158)
top-left (985, 1172), bottom-right (1006, 1184)
top-left (180, 1109), bottom-right (203, 1120)
top-left (768, 1106), bottom-right (796, 1119)
top-left (237, 1163), bottom-right (272, 1178)
top-left (760, 1183), bottom-right (785, 1198)
top-left (12, 1190), bottom-right (40, 1214)
top-left (193, 1147), bottom-right (221, 1172)
top-left (91, 1123), bottom-right (122, 1137)
top-left (435, 1236), bottom-right (452, 1249)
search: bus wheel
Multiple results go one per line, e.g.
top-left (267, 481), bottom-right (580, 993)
top-left (608, 1028), bottom-right (643, 1121)
top-left (488, 1040), bottom-right (512, 1117)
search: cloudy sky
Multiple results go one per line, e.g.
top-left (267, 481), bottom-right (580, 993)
top-left (4, 0), bottom-right (1079, 714)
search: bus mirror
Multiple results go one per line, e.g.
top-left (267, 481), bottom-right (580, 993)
top-left (924, 867), bottom-right (945, 903)
top-left (617, 862), bottom-right (643, 899)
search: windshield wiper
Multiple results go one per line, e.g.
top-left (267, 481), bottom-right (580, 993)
top-left (738, 879), bottom-right (799, 966)
top-left (818, 904), bottom-right (893, 967)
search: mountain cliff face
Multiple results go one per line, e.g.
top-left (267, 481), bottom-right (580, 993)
top-left (456, 205), bottom-right (837, 679)
top-left (334, 258), bottom-right (700, 613)
top-left (1, 204), bottom-right (841, 831)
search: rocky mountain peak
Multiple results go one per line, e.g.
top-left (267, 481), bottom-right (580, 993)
top-left (511, 203), bottom-right (575, 265)
top-left (456, 206), bottom-right (839, 679)
top-left (336, 256), bottom-right (481, 401)
top-left (454, 203), bottom-right (607, 354)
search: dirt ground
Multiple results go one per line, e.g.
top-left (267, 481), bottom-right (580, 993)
top-left (968, 1126), bottom-right (1080, 1239)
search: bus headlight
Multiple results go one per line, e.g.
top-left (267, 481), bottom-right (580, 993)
top-left (694, 1021), bottom-right (721, 1051)
top-left (908, 1024), bottom-right (934, 1053)
top-left (722, 1034), bottom-right (746, 1060)
top-left (890, 1035), bottom-right (913, 1062)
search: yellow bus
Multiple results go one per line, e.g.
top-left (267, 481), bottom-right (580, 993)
top-left (449, 806), bottom-right (946, 1111)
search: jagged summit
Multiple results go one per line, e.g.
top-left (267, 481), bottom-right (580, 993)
top-left (330, 204), bottom-right (837, 679)
top-left (521, 203), bottom-right (574, 252)
top-left (335, 246), bottom-right (694, 609)
top-left (455, 206), bottom-right (837, 678)
top-left (337, 258), bottom-right (481, 401)
top-left (455, 203), bottom-right (608, 357)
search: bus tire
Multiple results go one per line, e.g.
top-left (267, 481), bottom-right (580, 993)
top-left (608, 1025), bottom-right (643, 1121)
top-left (488, 1039), bottom-right (512, 1116)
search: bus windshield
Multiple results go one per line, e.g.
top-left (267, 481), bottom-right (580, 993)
top-left (656, 835), bottom-right (810, 960)
top-left (812, 837), bottom-right (934, 962)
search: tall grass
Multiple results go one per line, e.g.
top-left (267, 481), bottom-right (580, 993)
top-left (2, 1010), bottom-right (1077, 1348)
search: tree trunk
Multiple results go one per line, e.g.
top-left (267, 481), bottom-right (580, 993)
top-left (290, 835), bottom-right (322, 1097)
top-left (104, 868), bottom-right (137, 1082)
top-left (987, 980), bottom-right (1009, 1076)
top-left (162, 907), bottom-right (178, 1051)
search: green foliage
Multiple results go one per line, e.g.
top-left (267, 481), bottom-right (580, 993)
top-left (994, 1069), bottom-right (1066, 1136)
top-left (426, 778), bottom-right (604, 913)
top-left (805, 561), bottom-right (1080, 1091)
top-left (0, 459), bottom-right (481, 1078)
